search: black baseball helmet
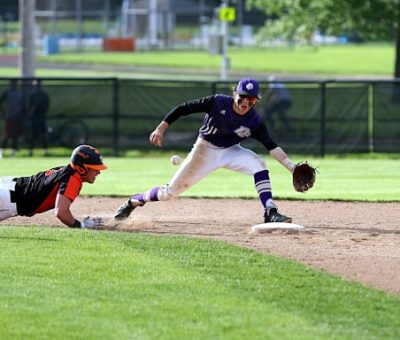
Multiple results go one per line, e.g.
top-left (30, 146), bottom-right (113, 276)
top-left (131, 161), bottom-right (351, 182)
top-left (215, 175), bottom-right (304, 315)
top-left (70, 144), bottom-right (107, 175)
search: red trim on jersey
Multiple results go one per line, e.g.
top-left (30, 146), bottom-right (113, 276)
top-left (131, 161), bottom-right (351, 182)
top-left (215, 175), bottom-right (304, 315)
top-left (30, 184), bottom-right (60, 215)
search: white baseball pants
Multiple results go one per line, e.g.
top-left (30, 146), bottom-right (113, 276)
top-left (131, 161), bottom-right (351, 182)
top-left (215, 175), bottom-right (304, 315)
top-left (160, 137), bottom-right (267, 200)
top-left (0, 177), bottom-right (18, 221)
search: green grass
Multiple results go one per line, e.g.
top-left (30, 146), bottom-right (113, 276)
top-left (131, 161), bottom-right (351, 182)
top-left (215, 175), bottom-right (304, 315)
top-left (36, 44), bottom-right (394, 76)
top-left (0, 43), bottom-right (394, 78)
top-left (0, 227), bottom-right (399, 339)
top-left (0, 153), bottom-right (398, 201)
top-left (0, 66), bottom-right (213, 80)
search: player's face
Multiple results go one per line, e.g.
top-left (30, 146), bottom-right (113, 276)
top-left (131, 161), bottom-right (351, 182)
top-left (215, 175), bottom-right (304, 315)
top-left (233, 93), bottom-right (257, 115)
top-left (81, 167), bottom-right (101, 183)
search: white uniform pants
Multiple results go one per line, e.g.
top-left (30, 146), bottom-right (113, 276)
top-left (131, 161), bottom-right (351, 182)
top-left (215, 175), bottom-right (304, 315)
top-left (161, 138), bottom-right (267, 199)
top-left (0, 177), bottom-right (18, 221)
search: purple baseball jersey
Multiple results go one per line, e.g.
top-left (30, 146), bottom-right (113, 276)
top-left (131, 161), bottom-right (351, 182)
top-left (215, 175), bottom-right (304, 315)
top-left (199, 95), bottom-right (263, 147)
top-left (164, 94), bottom-right (277, 150)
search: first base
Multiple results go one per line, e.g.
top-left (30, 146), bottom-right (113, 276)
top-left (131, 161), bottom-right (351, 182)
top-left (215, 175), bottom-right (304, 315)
top-left (251, 222), bottom-right (305, 234)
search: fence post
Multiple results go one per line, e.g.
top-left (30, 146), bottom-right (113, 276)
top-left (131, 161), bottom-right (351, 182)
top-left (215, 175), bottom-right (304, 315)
top-left (211, 81), bottom-right (217, 94)
top-left (319, 81), bottom-right (326, 157)
top-left (368, 83), bottom-right (374, 153)
top-left (112, 78), bottom-right (119, 155)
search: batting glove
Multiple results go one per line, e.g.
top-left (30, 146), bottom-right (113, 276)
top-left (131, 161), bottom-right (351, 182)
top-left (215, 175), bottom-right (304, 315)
top-left (81, 217), bottom-right (104, 229)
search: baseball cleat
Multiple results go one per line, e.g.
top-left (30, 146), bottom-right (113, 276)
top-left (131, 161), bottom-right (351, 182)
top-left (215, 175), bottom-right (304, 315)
top-left (264, 208), bottom-right (292, 223)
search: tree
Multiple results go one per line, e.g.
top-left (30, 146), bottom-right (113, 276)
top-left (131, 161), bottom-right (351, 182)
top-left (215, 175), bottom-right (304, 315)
top-left (248, 0), bottom-right (400, 78)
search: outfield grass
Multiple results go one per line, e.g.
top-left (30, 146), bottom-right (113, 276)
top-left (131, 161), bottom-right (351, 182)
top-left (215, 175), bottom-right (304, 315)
top-left (37, 44), bottom-right (394, 76)
top-left (1, 227), bottom-right (399, 339)
top-left (0, 154), bottom-right (398, 201)
top-left (0, 43), bottom-right (394, 78)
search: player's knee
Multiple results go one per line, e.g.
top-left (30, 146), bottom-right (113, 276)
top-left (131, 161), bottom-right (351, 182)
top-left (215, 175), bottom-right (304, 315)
top-left (252, 157), bottom-right (266, 174)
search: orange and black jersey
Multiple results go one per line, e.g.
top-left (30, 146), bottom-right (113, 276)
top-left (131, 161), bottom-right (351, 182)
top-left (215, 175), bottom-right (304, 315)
top-left (13, 165), bottom-right (83, 216)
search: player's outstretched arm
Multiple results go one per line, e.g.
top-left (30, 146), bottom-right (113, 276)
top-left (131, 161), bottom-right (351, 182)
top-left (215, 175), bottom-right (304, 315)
top-left (54, 194), bottom-right (104, 229)
top-left (269, 147), bottom-right (295, 173)
top-left (54, 194), bottom-right (78, 226)
top-left (149, 120), bottom-right (169, 147)
top-left (270, 147), bottom-right (317, 192)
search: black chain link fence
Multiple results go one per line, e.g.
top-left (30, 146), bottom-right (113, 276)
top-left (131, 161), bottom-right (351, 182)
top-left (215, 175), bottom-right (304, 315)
top-left (0, 77), bottom-right (399, 156)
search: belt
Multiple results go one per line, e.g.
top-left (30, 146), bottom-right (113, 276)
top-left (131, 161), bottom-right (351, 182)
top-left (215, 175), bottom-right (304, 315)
top-left (10, 190), bottom-right (16, 203)
top-left (10, 178), bottom-right (17, 203)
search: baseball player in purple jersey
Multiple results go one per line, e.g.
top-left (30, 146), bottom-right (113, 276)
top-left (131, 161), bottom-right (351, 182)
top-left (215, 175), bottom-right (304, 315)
top-left (115, 78), bottom-right (298, 223)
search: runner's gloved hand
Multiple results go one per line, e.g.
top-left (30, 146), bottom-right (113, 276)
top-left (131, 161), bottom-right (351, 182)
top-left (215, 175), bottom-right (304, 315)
top-left (81, 217), bottom-right (104, 229)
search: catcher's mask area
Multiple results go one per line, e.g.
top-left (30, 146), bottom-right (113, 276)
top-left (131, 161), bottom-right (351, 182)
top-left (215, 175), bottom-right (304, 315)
top-left (70, 144), bottom-right (107, 176)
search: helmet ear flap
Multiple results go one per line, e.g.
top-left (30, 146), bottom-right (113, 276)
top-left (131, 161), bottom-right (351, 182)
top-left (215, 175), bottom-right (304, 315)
top-left (74, 164), bottom-right (87, 176)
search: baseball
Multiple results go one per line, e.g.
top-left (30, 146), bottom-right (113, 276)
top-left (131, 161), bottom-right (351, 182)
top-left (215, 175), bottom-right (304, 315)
top-left (170, 155), bottom-right (182, 165)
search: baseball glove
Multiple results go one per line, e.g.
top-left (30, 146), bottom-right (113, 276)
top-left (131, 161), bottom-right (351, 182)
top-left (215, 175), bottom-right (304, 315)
top-left (292, 162), bottom-right (316, 193)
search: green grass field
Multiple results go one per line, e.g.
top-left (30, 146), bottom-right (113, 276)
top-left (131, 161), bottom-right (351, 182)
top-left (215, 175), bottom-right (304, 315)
top-left (1, 227), bottom-right (399, 339)
top-left (38, 44), bottom-right (394, 76)
top-left (1, 155), bottom-right (399, 338)
top-left (0, 43), bottom-right (395, 78)
top-left (0, 154), bottom-right (398, 201)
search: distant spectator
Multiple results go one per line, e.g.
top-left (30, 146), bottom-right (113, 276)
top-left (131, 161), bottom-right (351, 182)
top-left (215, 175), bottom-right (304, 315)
top-left (28, 79), bottom-right (50, 156)
top-left (264, 76), bottom-right (292, 131)
top-left (0, 79), bottom-right (24, 158)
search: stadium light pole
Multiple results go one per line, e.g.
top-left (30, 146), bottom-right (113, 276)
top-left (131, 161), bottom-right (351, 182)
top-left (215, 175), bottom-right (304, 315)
top-left (220, 0), bottom-right (229, 80)
top-left (148, 0), bottom-right (158, 48)
top-left (76, 0), bottom-right (83, 52)
top-left (19, 0), bottom-right (36, 77)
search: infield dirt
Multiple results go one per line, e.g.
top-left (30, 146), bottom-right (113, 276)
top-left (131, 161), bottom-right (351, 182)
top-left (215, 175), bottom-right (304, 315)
top-left (4, 197), bottom-right (400, 295)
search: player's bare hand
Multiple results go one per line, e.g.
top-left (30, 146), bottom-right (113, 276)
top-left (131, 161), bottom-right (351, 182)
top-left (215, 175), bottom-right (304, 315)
top-left (149, 129), bottom-right (164, 147)
top-left (149, 121), bottom-right (169, 147)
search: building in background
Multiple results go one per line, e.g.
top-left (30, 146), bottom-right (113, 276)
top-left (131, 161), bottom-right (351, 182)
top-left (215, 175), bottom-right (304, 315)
top-left (0, 0), bottom-right (267, 52)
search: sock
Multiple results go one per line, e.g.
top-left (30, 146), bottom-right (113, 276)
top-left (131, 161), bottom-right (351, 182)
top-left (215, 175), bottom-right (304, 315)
top-left (131, 186), bottom-right (161, 204)
top-left (131, 193), bottom-right (145, 204)
top-left (254, 170), bottom-right (274, 210)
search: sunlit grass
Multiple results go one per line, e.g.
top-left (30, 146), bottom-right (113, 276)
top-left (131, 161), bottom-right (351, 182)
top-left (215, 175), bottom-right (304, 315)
top-left (1, 227), bottom-right (399, 339)
top-left (0, 153), bottom-right (398, 201)
top-left (36, 44), bottom-right (394, 76)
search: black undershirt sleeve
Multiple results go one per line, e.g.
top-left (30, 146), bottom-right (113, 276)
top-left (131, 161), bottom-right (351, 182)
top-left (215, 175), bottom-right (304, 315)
top-left (163, 95), bottom-right (216, 125)
top-left (252, 122), bottom-right (279, 151)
